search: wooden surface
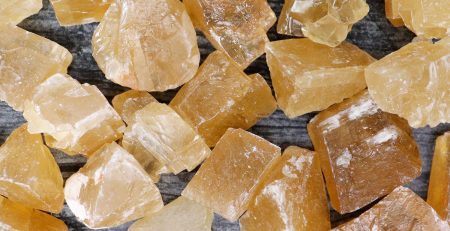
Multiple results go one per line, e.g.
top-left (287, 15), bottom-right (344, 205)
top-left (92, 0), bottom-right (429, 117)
top-left (0, 0), bottom-right (448, 230)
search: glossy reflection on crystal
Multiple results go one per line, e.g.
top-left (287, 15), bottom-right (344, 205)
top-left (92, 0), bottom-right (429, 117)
top-left (0, 0), bottom-right (42, 25)
top-left (112, 90), bottom-right (157, 125)
top-left (50, 0), bottom-right (113, 26)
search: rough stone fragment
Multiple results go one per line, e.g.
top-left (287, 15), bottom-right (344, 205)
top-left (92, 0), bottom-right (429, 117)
top-left (23, 73), bottom-right (125, 156)
top-left (385, 0), bottom-right (404, 27)
top-left (0, 25), bottom-right (72, 111)
top-left (184, 0), bottom-right (276, 67)
top-left (112, 90), bottom-right (157, 125)
top-left (334, 186), bottom-right (450, 230)
top-left (277, 0), bottom-right (304, 36)
top-left (170, 51), bottom-right (277, 147)
top-left (182, 128), bottom-right (281, 221)
top-left (365, 39), bottom-right (450, 128)
top-left (129, 197), bottom-right (214, 231)
top-left (240, 146), bottom-right (330, 231)
top-left (49, 0), bottom-right (113, 26)
top-left (92, 0), bottom-right (200, 92)
top-left (307, 90), bottom-right (422, 214)
top-left (0, 124), bottom-right (64, 213)
top-left (266, 38), bottom-right (374, 118)
top-left (64, 142), bottom-right (163, 229)
top-left (0, 0), bottom-right (42, 25)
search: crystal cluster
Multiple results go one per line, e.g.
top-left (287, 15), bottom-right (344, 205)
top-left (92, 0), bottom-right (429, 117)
top-left (385, 0), bottom-right (404, 27)
top-left (112, 90), bottom-right (157, 125)
top-left (0, 0), bottom-right (42, 25)
top-left (49, 0), bottom-right (113, 26)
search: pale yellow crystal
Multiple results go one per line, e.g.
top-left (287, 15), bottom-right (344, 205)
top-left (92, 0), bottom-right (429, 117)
top-left (0, 0), bottom-right (42, 25)
top-left (277, 0), bottom-right (304, 36)
top-left (49, 0), bottom-right (113, 26)
top-left (112, 90), bottom-right (157, 125)
top-left (385, 0), bottom-right (404, 27)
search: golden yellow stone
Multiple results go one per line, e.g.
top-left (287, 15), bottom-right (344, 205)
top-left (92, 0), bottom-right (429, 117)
top-left (170, 51), bottom-right (277, 147)
top-left (49, 0), bottom-right (113, 26)
top-left (64, 142), bottom-right (163, 229)
top-left (308, 90), bottom-right (422, 214)
top-left (277, 0), bottom-right (304, 36)
top-left (365, 39), bottom-right (450, 128)
top-left (184, 0), bottom-right (276, 67)
top-left (0, 124), bottom-right (64, 213)
top-left (112, 90), bottom-right (157, 125)
top-left (23, 73), bottom-right (125, 156)
top-left (239, 146), bottom-right (330, 231)
top-left (385, 0), bottom-right (404, 27)
top-left (92, 0), bottom-right (200, 92)
top-left (0, 25), bottom-right (72, 111)
top-left (0, 0), bottom-right (42, 25)
top-left (182, 128), bottom-right (281, 221)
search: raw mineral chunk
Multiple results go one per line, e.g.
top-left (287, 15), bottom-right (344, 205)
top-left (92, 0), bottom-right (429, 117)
top-left (239, 146), bottom-right (330, 231)
top-left (184, 0), bottom-right (276, 67)
top-left (64, 142), bottom-right (163, 229)
top-left (0, 124), bottom-right (64, 213)
top-left (0, 25), bottom-right (72, 111)
top-left (266, 39), bottom-right (374, 118)
top-left (170, 51), bottom-right (277, 147)
top-left (334, 186), bottom-right (450, 230)
top-left (307, 90), bottom-right (422, 214)
top-left (92, 0), bottom-right (200, 92)
top-left (129, 197), bottom-right (214, 231)
top-left (385, 0), bottom-right (404, 27)
top-left (112, 90), bottom-right (157, 125)
top-left (49, 0), bottom-right (113, 26)
top-left (277, 0), bottom-right (304, 36)
top-left (0, 0), bottom-right (42, 25)
top-left (23, 73), bottom-right (125, 156)
top-left (182, 128), bottom-right (281, 221)
top-left (365, 39), bottom-right (450, 128)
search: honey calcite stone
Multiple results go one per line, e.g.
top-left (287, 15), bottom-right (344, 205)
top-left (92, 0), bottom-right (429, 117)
top-left (0, 0), bottom-right (42, 25)
top-left (385, 0), bottom-right (404, 27)
top-left (182, 128), bottom-right (281, 221)
top-left (112, 90), bottom-right (157, 125)
top-left (240, 146), bottom-right (330, 231)
top-left (0, 25), bottom-right (72, 111)
top-left (277, 0), bottom-right (304, 36)
top-left (365, 39), bottom-right (450, 128)
top-left (308, 90), bottom-right (422, 214)
top-left (0, 124), bottom-right (64, 213)
top-left (92, 0), bottom-right (199, 92)
top-left (170, 51), bottom-right (277, 147)
top-left (184, 0), bottom-right (276, 67)
top-left (266, 39), bottom-right (374, 118)
top-left (334, 187), bottom-right (450, 231)
top-left (65, 142), bottom-right (164, 229)
top-left (50, 0), bottom-right (113, 26)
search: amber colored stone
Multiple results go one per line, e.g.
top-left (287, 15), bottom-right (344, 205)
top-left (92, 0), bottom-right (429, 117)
top-left (0, 25), bottom-right (72, 111)
top-left (0, 0), bottom-right (42, 25)
top-left (365, 39), bottom-right (450, 128)
top-left (240, 146), bottom-right (330, 231)
top-left (0, 124), bottom-right (64, 213)
top-left (184, 0), bottom-right (276, 67)
top-left (277, 0), bottom-right (304, 36)
top-left (129, 196), bottom-right (214, 231)
top-left (49, 0), bottom-right (113, 26)
top-left (266, 38), bottom-right (374, 118)
top-left (23, 73), bottom-right (125, 156)
top-left (64, 142), bottom-right (163, 229)
top-left (92, 0), bottom-right (199, 92)
top-left (334, 186), bottom-right (450, 230)
top-left (112, 90), bottom-right (157, 125)
top-left (182, 128), bottom-right (281, 221)
top-left (385, 0), bottom-right (404, 27)
top-left (170, 51), bottom-right (277, 147)
top-left (307, 90), bottom-right (422, 214)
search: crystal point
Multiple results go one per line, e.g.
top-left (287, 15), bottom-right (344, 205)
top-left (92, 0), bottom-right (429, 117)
top-left (385, 0), bottom-right (404, 27)
top-left (0, 0), bottom-right (42, 25)
top-left (49, 0), bottom-right (113, 26)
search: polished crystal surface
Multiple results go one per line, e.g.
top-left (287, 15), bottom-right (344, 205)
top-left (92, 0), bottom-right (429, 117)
top-left (50, 0), bottom-right (113, 26)
top-left (112, 90), bottom-right (157, 125)
top-left (385, 0), bottom-right (404, 27)
top-left (0, 0), bottom-right (42, 25)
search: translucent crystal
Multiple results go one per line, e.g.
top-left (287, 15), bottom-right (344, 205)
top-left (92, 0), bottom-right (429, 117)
top-left (112, 90), bottom-right (157, 125)
top-left (385, 0), bottom-right (404, 27)
top-left (49, 0), bottom-right (113, 26)
top-left (277, 0), bottom-right (304, 36)
top-left (0, 0), bottom-right (42, 25)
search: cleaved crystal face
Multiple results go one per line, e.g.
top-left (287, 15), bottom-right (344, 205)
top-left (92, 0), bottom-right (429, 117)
top-left (49, 0), bottom-right (113, 26)
top-left (112, 90), bottom-right (157, 125)
top-left (0, 0), bottom-right (42, 25)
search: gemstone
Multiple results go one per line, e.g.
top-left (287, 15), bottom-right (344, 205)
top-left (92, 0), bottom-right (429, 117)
top-left (365, 39), bottom-right (450, 128)
top-left (23, 73), bottom-right (125, 156)
top-left (184, 0), bottom-right (276, 67)
top-left (334, 186), bottom-right (450, 230)
top-left (385, 0), bottom-right (404, 27)
top-left (0, 0), bottom-right (42, 25)
top-left (112, 90), bottom-right (157, 125)
top-left (92, 0), bottom-right (200, 92)
top-left (170, 51), bottom-right (277, 147)
top-left (307, 90), bottom-right (422, 214)
top-left (0, 25), bottom-right (72, 111)
top-left (0, 124), bottom-right (64, 213)
top-left (49, 0), bottom-right (113, 26)
top-left (64, 142), bottom-right (163, 229)
top-left (129, 196), bottom-right (214, 231)
top-left (266, 38), bottom-right (374, 118)
top-left (277, 0), bottom-right (304, 36)
top-left (239, 146), bottom-right (330, 231)
top-left (182, 128), bottom-right (281, 221)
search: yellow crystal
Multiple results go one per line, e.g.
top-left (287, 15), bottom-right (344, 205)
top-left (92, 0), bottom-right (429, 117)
top-left (64, 142), bottom-right (163, 229)
top-left (182, 128), bottom-right (281, 221)
top-left (0, 0), bottom-right (42, 25)
top-left (0, 124), bottom-right (64, 213)
top-left (170, 51), bottom-right (277, 147)
top-left (112, 90), bottom-right (157, 125)
top-left (239, 146), bottom-right (330, 231)
top-left (49, 0), bottom-right (113, 26)
top-left (277, 0), bottom-right (304, 36)
top-left (385, 0), bottom-right (404, 27)
top-left (92, 0), bottom-right (200, 92)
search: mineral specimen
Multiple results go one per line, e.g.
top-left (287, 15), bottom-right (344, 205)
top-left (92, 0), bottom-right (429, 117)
top-left (64, 142), bottom-right (163, 229)
top-left (129, 197), bottom-right (214, 231)
top-left (182, 128), bottom-right (281, 221)
top-left (266, 38), bottom-right (374, 118)
top-left (0, 124), bottom-right (64, 213)
top-left (365, 39), bottom-right (450, 128)
top-left (0, 0), bottom-right (42, 25)
top-left (239, 146), bottom-right (330, 231)
top-left (307, 90), bottom-right (422, 214)
top-left (277, 0), bottom-right (304, 36)
top-left (92, 0), bottom-right (200, 92)
top-left (184, 0), bottom-right (276, 67)
top-left (112, 90), bottom-right (157, 125)
top-left (0, 25), bottom-right (72, 111)
top-left (23, 73), bottom-right (125, 156)
top-left (385, 0), bottom-right (404, 27)
top-left (170, 51), bottom-right (277, 147)
top-left (334, 186), bottom-right (450, 230)
top-left (49, 0), bottom-right (113, 26)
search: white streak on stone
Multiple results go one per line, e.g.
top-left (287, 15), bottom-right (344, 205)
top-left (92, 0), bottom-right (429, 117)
top-left (336, 149), bottom-right (352, 168)
top-left (366, 126), bottom-right (399, 144)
